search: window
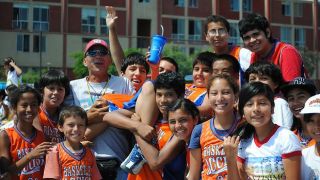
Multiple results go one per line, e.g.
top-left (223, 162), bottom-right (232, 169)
top-left (229, 23), bottom-right (241, 45)
top-left (139, 0), bottom-right (150, 2)
top-left (231, 0), bottom-right (252, 12)
top-left (17, 34), bottom-right (29, 52)
top-left (295, 28), bottom-right (305, 47)
top-left (33, 6), bottom-right (49, 32)
top-left (188, 20), bottom-right (201, 41)
top-left (12, 4), bottom-right (28, 30)
top-left (174, 0), bottom-right (185, 7)
top-left (189, 0), bottom-right (198, 8)
top-left (282, 2), bottom-right (303, 17)
top-left (172, 19), bottom-right (185, 40)
top-left (82, 8), bottom-right (96, 34)
top-left (100, 10), bottom-right (108, 35)
top-left (33, 35), bottom-right (46, 52)
top-left (280, 27), bottom-right (292, 44)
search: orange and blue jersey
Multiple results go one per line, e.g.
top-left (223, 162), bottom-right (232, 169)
top-left (293, 129), bottom-right (315, 148)
top-left (185, 84), bottom-right (207, 107)
top-left (189, 116), bottom-right (240, 180)
top-left (38, 106), bottom-right (64, 143)
top-left (5, 126), bottom-right (45, 180)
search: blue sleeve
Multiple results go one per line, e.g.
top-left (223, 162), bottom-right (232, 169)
top-left (188, 124), bottom-right (202, 149)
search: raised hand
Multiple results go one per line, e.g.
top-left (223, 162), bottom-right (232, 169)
top-left (223, 136), bottom-right (240, 159)
top-left (105, 6), bottom-right (118, 30)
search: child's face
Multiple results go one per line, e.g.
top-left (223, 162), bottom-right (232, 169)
top-left (155, 88), bottom-right (178, 116)
top-left (248, 73), bottom-right (278, 92)
top-left (58, 115), bottom-right (86, 145)
top-left (305, 114), bottom-right (320, 142)
top-left (212, 60), bottom-right (236, 78)
top-left (43, 84), bottom-right (66, 109)
top-left (243, 94), bottom-right (274, 129)
top-left (208, 78), bottom-right (236, 115)
top-left (15, 92), bottom-right (39, 124)
top-left (205, 21), bottom-right (229, 48)
top-left (242, 28), bottom-right (270, 55)
top-left (168, 109), bottom-right (197, 142)
top-left (123, 64), bottom-right (147, 91)
top-left (287, 88), bottom-right (311, 119)
top-left (192, 63), bottom-right (212, 88)
top-left (159, 60), bottom-right (176, 74)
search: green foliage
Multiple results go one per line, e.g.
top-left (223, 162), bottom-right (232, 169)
top-left (299, 47), bottom-right (319, 79)
top-left (22, 68), bottom-right (48, 84)
top-left (70, 52), bottom-right (87, 78)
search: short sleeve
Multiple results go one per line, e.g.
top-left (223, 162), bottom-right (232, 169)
top-left (279, 45), bottom-right (303, 82)
top-left (188, 124), bottom-right (202, 149)
top-left (280, 129), bottom-right (302, 158)
top-left (43, 146), bottom-right (60, 179)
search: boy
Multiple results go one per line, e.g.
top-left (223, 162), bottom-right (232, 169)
top-left (245, 61), bottom-right (293, 129)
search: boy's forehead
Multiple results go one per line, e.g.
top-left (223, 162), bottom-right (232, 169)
top-left (156, 88), bottom-right (177, 94)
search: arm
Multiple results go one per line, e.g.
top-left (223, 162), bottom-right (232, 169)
top-left (105, 6), bottom-right (125, 75)
top-left (135, 134), bottom-right (185, 170)
top-left (0, 131), bottom-right (13, 179)
top-left (283, 156), bottom-right (301, 180)
top-left (188, 148), bottom-right (202, 180)
top-left (9, 62), bottom-right (22, 76)
top-left (135, 81), bottom-right (159, 126)
top-left (224, 136), bottom-right (241, 180)
top-left (84, 122), bottom-right (108, 141)
top-left (145, 51), bottom-right (160, 80)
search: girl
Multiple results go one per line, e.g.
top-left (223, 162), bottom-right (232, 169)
top-left (33, 69), bottom-right (70, 143)
top-left (188, 74), bottom-right (240, 180)
top-left (132, 98), bottom-right (199, 179)
top-left (43, 106), bottom-right (102, 180)
top-left (0, 85), bottom-right (53, 179)
top-left (300, 94), bottom-right (320, 179)
top-left (225, 82), bottom-right (301, 180)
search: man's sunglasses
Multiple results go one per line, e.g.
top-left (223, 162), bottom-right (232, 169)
top-left (86, 50), bottom-right (110, 57)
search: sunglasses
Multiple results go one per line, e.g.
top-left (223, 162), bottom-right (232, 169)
top-left (86, 50), bottom-right (110, 57)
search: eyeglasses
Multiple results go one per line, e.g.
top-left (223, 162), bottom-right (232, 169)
top-left (207, 28), bottom-right (228, 36)
top-left (86, 50), bottom-right (110, 57)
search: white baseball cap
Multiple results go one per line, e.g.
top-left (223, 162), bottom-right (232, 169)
top-left (300, 94), bottom-right (320, 114)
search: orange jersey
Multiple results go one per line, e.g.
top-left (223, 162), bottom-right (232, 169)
top-left (5, 126), bottom-right (45, 180)
top-left (38, 107), bottom-right (63, 143)
top-left (43, 142), bottom-right (101, 180)
top-left (185, 84), bottom-right (207, 106)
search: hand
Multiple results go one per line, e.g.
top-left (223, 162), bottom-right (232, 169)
top-left (27, 142), bottom-right (53, 159)
top-left (105, 6), bottom-right (118, 30)
top-left (223, 136), bottom-right (240, 159)
top-left (87, 99), bottom-right (109, 123)
top-left (145, 47), bottom-right (159, 70)
top-left (135, 122), bottom-right (156, 142)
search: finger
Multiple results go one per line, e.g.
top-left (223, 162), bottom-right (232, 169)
top-left (235, 136), bottom-right (240, 145)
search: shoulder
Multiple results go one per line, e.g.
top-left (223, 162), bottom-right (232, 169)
top-left (70, 78), bottom-right (86, 86)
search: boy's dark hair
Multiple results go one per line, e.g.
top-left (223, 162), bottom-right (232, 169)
top-left (154, 72), bottom-right (185, 98)
top-left (10, 85), bottom-right (41, 109)
top-left (204, 15), bottom-right (230, 34)
top-left (238, 13), bottom-right (273, 42)
top-left (168, 98), bottom-right (200, 120)
top-left (160, 57), bottom-right (179, 73)
top-left (213, 54), bottom-right (240, 74)
top-left (38, 69), bottom-right (70, 98)
top-left (3, 57), bottom-right (15, 71)
top-left (58, 106), bottom-right (88, 126)
top-left (121, 52), bottom-right (150, 74)
top-left (245, 61), bottom-right (283, 93)
top-left (192, 51), bottom-right (216, 69)
top-left (207, 74), bottom-right (239, 95)
top-left (237, 82), bottom-right (275, 139)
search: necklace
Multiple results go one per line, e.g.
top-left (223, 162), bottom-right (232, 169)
top-left (86, 76), bottom-right (109, 104)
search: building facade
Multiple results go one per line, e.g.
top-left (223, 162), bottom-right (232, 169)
top-left (0, 0), bottom-right (319, 78)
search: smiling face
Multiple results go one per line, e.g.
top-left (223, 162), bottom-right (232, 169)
top-left (58, 115), bottom-right (86, 146)
top-left (192, 63), bottom-right (212, 88)
top-left (305, 114), bottom-right (320, 142)
top-left (287, 88), bottom-right (312, 119)
top-left (205, 22), bottom-right (229, 49)
top-left (243, 94), bottom-right (274, 129)
top-left (15, 92), bottom-right (39, 124)
top-left (123, 64), bottom-right (147, 91)
top-left (43, 84), bottom-right (66, 110)
top-left (168, 109), bottom-right (197, 142)
top-left (83, 45), bottom-right (112, 75)
top-left (155, 88), bottom-right (178, 117)
top-left (208, 78), bottom-right (236, 115)
top-left (242, 29), bottom-right (271, 55)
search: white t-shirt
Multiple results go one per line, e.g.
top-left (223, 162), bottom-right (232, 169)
top-left (238, 125), bottom-right (301, 179)
top-left (65, 75), bottom-right (135, 111)
top-left (301, 145), bottom-right (320, 180)
top-left (273, 97), bottom-right (293, 129)
top-left (6, 70), bottom-right (22, 87)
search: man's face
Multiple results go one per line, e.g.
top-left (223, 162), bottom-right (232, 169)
top-left (155, 88), bottom-right (178, 117)
top-left (83, 45), bottom-right (111, 74)
top-left (205, 22), bottom-right (229, 49)
top-left (123, 64), bottom-right (147, 91)
top-left (242, 28), bottom-right (271, 55)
